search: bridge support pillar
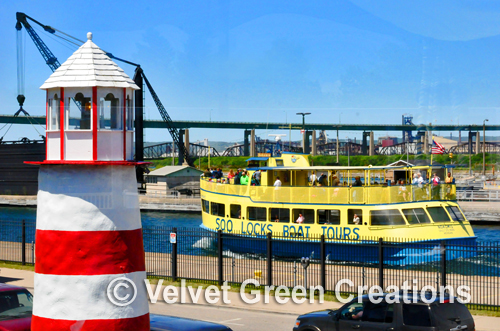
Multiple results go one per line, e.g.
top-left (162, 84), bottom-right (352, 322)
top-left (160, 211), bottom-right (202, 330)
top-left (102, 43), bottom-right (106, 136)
top-left (423, 131), bottom-right (429, 154)
top-left (476, 132), bottom-right (480, 154)
top-left (244, 130), bottom-right (250, 156)
top-left (304, 130), bottom-right (312, 154)
top-left (182, 129), bottom-right (190, 165)
top-left (250, 129), bottom-right (256, 157)
top-left (468, 131), bottom-right (474, 154)
top-left (311, 130), bottom-right (317, 156)
top-left (369, 132), bottom-right (375, 156)
top-left (178, 129), bottom-right (185, 165)
top-left (362, 132), bottom-right (369, 155)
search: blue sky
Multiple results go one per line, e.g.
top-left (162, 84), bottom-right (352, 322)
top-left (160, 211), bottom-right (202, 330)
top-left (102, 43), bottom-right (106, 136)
top-left (1, 0), bottom-right (499, 143)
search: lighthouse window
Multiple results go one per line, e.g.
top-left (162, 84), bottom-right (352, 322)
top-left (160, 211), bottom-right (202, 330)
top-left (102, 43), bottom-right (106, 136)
top-left (49, 94), bottom-right (60, 130)
top-left (317, 210), bottom-right (340, 225)
top-left (67, 93), bottom-right (91, 130)
top-left (269, 208), bottom-right (290, 223)
top-left (99, 93), bottom-right (122, 130)
top-left (446, 206), bottom-right (465, 222)
top-left (402, 208), bottom-right (431, 224)
top-left (126, 96), bottom-right (133, 130)
top-left (248, 207), bottom-right (267, 222)
top-left (426, 206), bottom-right (452, 223)
top-left (370, 210), bottom-right (406, 226)
top-left (210, 202), bottom-right (225, 217)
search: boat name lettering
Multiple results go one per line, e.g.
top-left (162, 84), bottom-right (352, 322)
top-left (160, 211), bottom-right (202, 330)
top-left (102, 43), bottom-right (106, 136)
top-left (320, 226), bottom-right (360, 240)
top-left (215, 218), bottom-right (234, 232)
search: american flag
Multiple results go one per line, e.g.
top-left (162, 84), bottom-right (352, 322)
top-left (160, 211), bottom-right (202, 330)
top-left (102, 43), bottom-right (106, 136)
top-left (432, 139), bottom-right (446, 154)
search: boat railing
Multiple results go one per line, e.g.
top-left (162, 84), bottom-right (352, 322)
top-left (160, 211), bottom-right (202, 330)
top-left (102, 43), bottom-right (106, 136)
top-left (200, 178), bottom-right (457, 204)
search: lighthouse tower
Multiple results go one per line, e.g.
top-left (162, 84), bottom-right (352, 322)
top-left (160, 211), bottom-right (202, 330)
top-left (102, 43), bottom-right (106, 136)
top-left (29, 33), bottom-right (149, 330)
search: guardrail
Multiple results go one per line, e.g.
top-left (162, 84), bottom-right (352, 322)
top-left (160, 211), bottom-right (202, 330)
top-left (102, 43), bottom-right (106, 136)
top-left (201, 179), bottom-right (457, 204)
top-left (457, 190), bottom-right (500, 202)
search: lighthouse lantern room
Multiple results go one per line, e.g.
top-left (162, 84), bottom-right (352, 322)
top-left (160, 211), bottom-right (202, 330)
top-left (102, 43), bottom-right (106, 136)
top-left (40, 32), bottom-right (138, 162)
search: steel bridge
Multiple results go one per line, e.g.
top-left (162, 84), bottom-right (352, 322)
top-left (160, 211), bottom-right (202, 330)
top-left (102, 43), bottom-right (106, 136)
top-left (144, 142), bottom-right (221, 159)
top-left (1, 115), bottom-right (499, 131)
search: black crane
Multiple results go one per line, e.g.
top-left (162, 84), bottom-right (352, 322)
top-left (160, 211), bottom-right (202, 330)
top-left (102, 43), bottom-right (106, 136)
top-left (15, 12), bottom-right (192, 167)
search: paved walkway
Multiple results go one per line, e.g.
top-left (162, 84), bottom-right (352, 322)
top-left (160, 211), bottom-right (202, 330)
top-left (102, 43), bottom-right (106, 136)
top-left (1, 267), bottom-right (498, 331)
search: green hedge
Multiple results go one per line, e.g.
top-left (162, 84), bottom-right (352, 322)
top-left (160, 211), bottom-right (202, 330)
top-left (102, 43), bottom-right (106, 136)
top-left (147, 154), bottom-right (500, 171)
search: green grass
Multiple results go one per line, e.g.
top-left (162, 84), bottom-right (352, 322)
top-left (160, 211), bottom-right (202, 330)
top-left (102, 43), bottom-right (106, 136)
top-left (0, 261), bottom-right (34, 272)
top-left (147, 154), bottom-right (499, 172)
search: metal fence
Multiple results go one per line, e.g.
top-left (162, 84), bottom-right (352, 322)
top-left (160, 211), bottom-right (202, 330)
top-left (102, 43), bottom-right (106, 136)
top-left (2, 222), bottom-right (499, 310)
top-left (457, 190), bottom-right (500, 202)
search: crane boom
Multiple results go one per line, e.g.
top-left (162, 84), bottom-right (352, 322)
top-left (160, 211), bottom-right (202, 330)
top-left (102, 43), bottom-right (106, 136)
top-left (140, 69), bottom-right (191, 165)
top-left (16, 12), bottom-right (60, 72)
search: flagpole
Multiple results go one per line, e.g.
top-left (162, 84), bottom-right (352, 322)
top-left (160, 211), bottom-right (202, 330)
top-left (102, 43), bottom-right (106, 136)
top-left (430, 136), bottom-right (433, 167)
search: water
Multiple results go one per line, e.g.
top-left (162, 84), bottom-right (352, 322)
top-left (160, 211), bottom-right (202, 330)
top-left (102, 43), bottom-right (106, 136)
top-left (1, 206), bottom-right (500, 242)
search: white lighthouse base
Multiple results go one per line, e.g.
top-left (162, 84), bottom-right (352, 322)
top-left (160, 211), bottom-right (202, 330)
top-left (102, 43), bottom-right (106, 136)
top-left (32, 165), bottom-right (149, 331)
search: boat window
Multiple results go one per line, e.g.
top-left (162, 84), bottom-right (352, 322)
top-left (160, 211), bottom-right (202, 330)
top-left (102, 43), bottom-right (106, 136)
top-left (370, 210), bottom-right (406, 226)
top-left (292, 209), bottom-right (314, 224)
top-left (426, 206), bottom-right (451, 223)
top-left (248, 207), bottom-right (267, 222)
top-left (402, 208), bottom-right (431, 224)
top-left (317, 210), bottom-right (340, 225)
top-left (210, 202), bottom-right (225, 217)
top-left (201, 199), bottom-right (209, 213)
top-left (275, 159), bottom-right (284, 166)
top-left (270, 208), bottom-right (290, 223)
top-left (446, 206), bottom-right (465, 222)
top-left (230, 204), bottom-right (241, 219)
top-left (348, 209), bottom-right (363, 225)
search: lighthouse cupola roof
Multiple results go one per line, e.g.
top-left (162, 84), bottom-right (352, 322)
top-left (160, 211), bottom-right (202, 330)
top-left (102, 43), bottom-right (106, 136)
top-left (40, 32), bottom-right (139, 90)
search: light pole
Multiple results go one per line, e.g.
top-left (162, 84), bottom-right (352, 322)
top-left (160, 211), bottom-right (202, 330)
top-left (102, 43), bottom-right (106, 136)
top-left (296, 112), bottom-right (311, 153)
top-left (483, 119), bottom-right (489, 176)
top-left (346, 136), bottom-right (350, 167)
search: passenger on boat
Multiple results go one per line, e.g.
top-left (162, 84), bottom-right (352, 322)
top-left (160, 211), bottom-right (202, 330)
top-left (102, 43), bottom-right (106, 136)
top-left (353, 214), bottom-right (360, 225)
top-left (253, 169), bottom-right (261, 186)
top-left (240, 171), bottom-right (250, 185)
top-left (310, 172), bottom-right (317, 186)
top-left (331, 174), bottom-right (340, 186)
top-left (234, 169), bottom-right (242, 185)
top-left (227, 169), bottom-right (235, 180)
top-left (274, 176), bottom-right (282, 187)
top-left (353, 176), bottom-right (362, 187)
top-left (274, 215), bottom-right (279, 222)
top-left (398, 180), bottom-right (407, 201)
top-left (445, 172), bottom-right (454, 184)
top-left (203, 168), bottom-right (212, 178)
top-left (432, 173), bottom-right (441, 199)
top-left (296, 214), bottom-right (304, 223)
top-left (318, 173), bottom-right (327, 186)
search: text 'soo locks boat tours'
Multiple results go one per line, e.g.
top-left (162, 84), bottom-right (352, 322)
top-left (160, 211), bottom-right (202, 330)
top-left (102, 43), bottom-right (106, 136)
top-left (200, 153), bottom-right (476, 264)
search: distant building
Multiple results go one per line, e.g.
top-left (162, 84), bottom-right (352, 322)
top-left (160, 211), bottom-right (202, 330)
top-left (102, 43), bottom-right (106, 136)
top-left (146, 166), bottom-right (203, 193)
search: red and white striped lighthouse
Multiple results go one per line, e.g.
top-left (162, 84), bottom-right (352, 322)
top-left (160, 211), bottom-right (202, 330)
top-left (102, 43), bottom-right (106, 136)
top-left (28, 32), bottom-right (150, 330)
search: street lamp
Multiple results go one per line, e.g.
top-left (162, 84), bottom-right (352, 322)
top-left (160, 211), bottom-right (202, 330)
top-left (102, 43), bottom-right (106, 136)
top-left (346, 136), bottom-right (350, 167)
top-left (296, 112), bottom-right (311, 153)
top-left (483, 119), bottom-right (489, 176)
